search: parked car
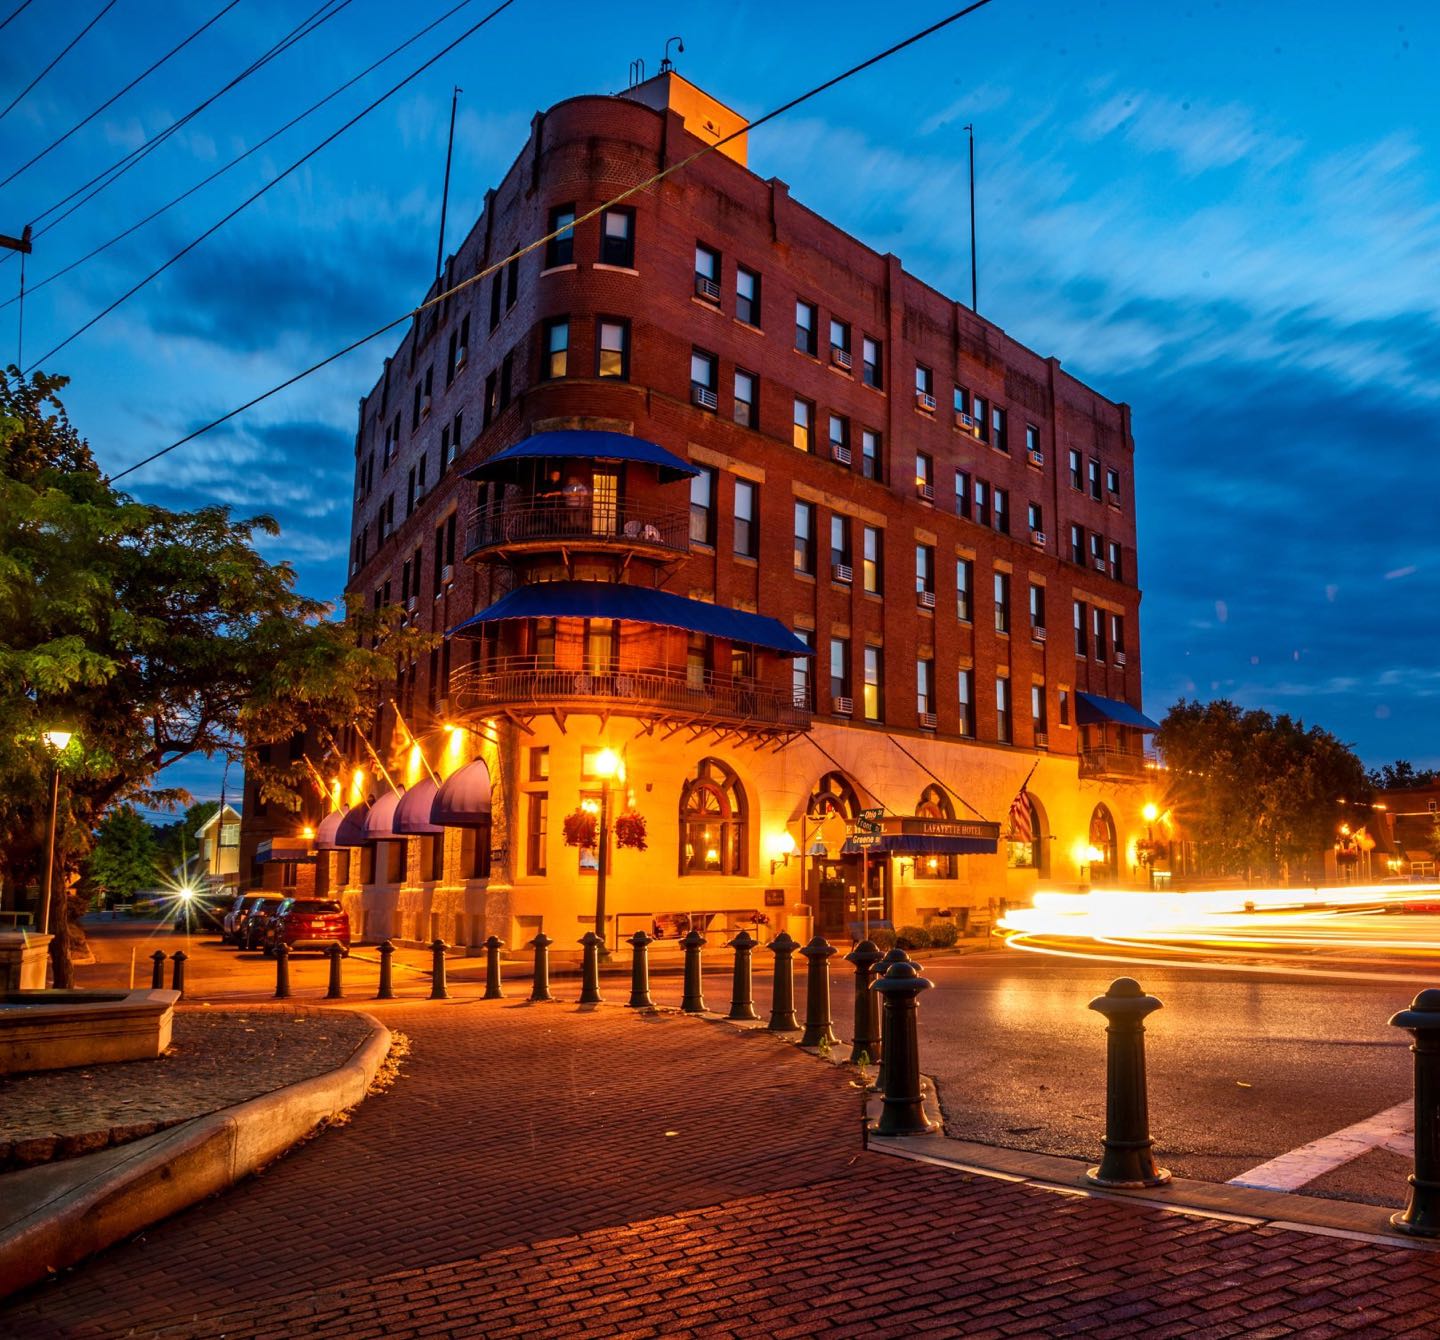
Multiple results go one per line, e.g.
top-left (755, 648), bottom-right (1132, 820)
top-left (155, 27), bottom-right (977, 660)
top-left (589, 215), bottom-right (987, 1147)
top-left (219, 894), bottom-right (250, 943)
top-left (264, 898), bottom-right (351, 955)
top-left (226, 893), bottom-right (281, 946)
top-left (240, 895), bottom-right (287, 951)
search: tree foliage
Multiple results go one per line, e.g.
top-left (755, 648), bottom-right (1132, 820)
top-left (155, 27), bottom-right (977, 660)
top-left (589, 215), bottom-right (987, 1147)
top-left (1367, 760), bottom-right (1440, 791)
top-left (1155, 699), bottom-right (1371, 880)
top-left (83, 804), bottom-right (160, 903)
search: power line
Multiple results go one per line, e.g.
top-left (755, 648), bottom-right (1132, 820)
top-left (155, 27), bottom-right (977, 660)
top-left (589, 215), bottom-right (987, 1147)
top-left (0, 0), bottom-right (243, 190)
top-left (0, 0), bottom-right (35, 34)
top-left (0, 0), bottom-right (485, 313)
top-left (108, 0), bottom-right (999, 483)
top-left (26, 0), bottom-right (520, 372)
top-left (0, 0), bottom-right (117, 122)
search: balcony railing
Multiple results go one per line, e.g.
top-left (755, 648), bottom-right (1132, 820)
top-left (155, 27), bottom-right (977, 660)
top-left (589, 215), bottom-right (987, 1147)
top-left (1078, 748), bottom-right (1149, 780)
top-left (466, 500), bottom-right (690, 559)
top-left (450, 658), bottom-right (813, 732)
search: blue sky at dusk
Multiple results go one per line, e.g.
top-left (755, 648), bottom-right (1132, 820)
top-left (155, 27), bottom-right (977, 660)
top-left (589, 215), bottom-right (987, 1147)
top-left (1, 0), bottom-right (1436, 808)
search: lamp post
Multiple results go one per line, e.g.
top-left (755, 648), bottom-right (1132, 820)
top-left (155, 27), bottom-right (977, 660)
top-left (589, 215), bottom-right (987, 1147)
top-left (39, 730), bottom-right (73, 937)
top-left (592, 747), bottom-right (620, 945)
top-left (1141, 801), bottom-right (1159, 891)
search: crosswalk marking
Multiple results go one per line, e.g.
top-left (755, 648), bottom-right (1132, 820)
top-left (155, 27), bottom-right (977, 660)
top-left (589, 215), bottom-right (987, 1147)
top-left (1228, 1100), bottom-right (1413, 1192)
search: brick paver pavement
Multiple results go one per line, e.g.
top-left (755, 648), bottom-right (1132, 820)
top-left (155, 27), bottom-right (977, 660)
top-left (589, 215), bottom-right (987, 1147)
top-left (5, 998), bottom-right (1440, 1338)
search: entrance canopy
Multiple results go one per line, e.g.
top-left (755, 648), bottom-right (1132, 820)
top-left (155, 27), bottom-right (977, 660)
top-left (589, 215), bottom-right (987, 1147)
top-left (1075, 692), bottom-right (1159, 732)
top-left (841, 816), bottom-right (1000, 856)
top-left (313, 809), bottom-right (347, 851)
top-left (333, 803), bottom-right (372, 848)
top-left (432, 759), bottom-right (492, 828)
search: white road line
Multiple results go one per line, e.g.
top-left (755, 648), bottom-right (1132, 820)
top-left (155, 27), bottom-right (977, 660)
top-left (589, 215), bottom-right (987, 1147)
top-left (1227, 1100), bottom-right (1413, 1192)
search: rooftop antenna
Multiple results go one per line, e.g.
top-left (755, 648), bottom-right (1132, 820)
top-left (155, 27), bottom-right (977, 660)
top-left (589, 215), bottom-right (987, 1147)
top-left (660, 36), bottom-right (683, 74)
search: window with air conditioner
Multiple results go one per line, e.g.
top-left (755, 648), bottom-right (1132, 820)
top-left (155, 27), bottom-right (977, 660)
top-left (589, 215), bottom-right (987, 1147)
top-left (915, 363), bottom-right (935, 410)
top-left (828, 414), bottom-right (850, 464)
top-left (915, 543), bottom-right (935, 602)
top-left (1029, 583), bottom-right (1046, 634)
top-left (690, 348), bottom-right (719, 410)
top-left (916, 452), bottom-right (933, 500)
top-left (694, 243), bottom-right (721, 302)
top-left (830, 638), bottom-right (850, 711)
top-left (830, 514), bottom-right (852, 578)
top-left (917, 657), bottom-right (934, 724)
top-left (829, 318), bottom-right (851, 368)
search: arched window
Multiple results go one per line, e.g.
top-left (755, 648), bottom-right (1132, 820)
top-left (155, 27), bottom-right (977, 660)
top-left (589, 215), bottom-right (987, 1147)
top-left (916, 784), bottom-right (957, 879)
top-left (809, 771), bottom-right (860, 820)
top-left (1089, 803), bottom-right (1117, 878)
top-left (679, 757), bottom-right (748, 875)
top-left (1006, 791), bottom-right (1041, 870)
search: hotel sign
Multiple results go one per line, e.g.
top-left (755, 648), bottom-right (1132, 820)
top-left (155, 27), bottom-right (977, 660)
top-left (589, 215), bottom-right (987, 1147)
top-left (893, 817), bottom-right (1000, 841)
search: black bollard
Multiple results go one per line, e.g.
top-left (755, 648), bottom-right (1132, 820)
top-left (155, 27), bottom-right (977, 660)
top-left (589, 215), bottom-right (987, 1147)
top-left (766, 931), bottom-right (800, 1031)
top-left (376, 938), bottom-right (395, 1000)
top-left (845, 939), bottom-right (884, 1065)
top-left (170, 950), bottom-right (188, 999)
top-left (725, 929), bottom-right (760, 1022)
top-left (874, 947), bottom-right (915, 1092)
top-left (680, 929), bottom-right (707, 1013)
top-left (150, 949), bottom-right (167, 990)
top-left (325, 943), bottom-right (345, 1000)
top-left (871, 960), bottom-right (939, 1136)
top-left (1388, 989), bottom-right (1440, 1236)
top-left (627, 929), bottom-right (654, 1009)
top-left (483, 935), bottom-right (505, 999)
top-left (799, 936), bottom-right (838, 1048)
top-left (579, 931), bottom-right (604, 1005)
top-left (273, 941), bottom-right (291, 1000)
top-left (1086, 977), bottom-right (1170, 1187)
top-left (529, 932), bottom-right (554, 1003)
top-left (429, 938), bottom-right (450, 1001)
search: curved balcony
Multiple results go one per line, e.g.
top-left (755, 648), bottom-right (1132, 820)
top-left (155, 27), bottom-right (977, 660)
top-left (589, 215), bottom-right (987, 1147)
top-left (465, 499), bottom-right (690, 561)
top-left (450, 657), bottom-right (812, 736)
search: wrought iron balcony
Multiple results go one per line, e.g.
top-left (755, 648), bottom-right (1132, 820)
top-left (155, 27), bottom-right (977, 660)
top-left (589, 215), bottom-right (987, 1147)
top-left (1078, 748), bottom-right (1149, 781)
top-left (450, 657), bottom-right (812, 735)
top-left (465, 499), bottom-right (690, 560)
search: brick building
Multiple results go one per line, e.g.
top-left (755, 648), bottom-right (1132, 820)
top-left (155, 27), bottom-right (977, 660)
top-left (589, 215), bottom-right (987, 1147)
top-left (240, 72), bottom-right (1159, 950)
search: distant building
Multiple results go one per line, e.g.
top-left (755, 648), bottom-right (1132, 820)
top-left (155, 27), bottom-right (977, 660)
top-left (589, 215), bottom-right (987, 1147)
top-left (194, 803), bottom-right (242, 897)
top-left (1372, 785), bottom-right (1440, 879)
top-left (241, 73), bottom-right (1160, 948)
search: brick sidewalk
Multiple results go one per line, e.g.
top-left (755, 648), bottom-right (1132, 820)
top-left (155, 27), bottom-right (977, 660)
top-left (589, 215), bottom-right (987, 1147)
top-left (5, 999), bottom-right (1440, 1338)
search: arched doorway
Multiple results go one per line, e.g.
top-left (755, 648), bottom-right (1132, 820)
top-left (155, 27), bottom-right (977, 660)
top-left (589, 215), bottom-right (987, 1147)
top-left (806, 771), bottom-right (881, 937)
top-left (916, 784), bottom-right (958, 880)
top-left (1089, 803), bottom-right (1117, 880)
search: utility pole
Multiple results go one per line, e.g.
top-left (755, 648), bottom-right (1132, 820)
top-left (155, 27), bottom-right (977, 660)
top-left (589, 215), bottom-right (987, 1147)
top-left (963, 126), bottom-right (977, 312)
top-left (1, 224), bottom-right (31, 365)
top-left (435, 87), bottom-right (462, 282)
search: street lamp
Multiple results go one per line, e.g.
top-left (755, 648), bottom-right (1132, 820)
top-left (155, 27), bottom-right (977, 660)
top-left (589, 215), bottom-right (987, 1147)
top-left (40, 730), bottom-right (74, 937)
top-left (591, 747), bottom-right (621, 943)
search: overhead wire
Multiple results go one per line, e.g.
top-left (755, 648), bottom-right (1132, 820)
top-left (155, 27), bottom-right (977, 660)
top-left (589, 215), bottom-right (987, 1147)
top-left (26, 0), bottom-right (520, 371)
top-left (102, 0), bottom-right (1000, 484)
top-left (0, 0), bottom-right (486, 312)
top-left (0, 0), bottom-right (117, 122)
top-left (0, 0), bottom-right (35, 35)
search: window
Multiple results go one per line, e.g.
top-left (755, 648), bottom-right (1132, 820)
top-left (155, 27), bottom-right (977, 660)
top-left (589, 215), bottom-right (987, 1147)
top-left (679, 757), bottom-right (747, 877)
top-left (1032, 682), bottom-right (1048, 734)
top-left (406, 464), bottom-right (418, 517)
top-left (483, 370), bottom-right (497, 427)
top-left (973, 478), bottom-right (990, 528)
top-left (863, 646), bottom-right (883, 721)
top-left (794, 501), bottom-right (816, 574)
top-left (916, 452), bottom-right (933, 498)
top-left (829, 318), bottom-right (850, 362)
top-left (1074, 601), bottom-right (1088, 656)
top-left (447, 411), bottom-right (462, 471)
top-left (532, 618), bottom-right (556, 666)
top-left (955, 469), bottom-right (972, 520)
top-left (792, 397), bottom-right (815, 452)
top-left (734, 369), bottom-right (757, 427)
top-left (917, 657), bottom-right (934, 720)
top-left (498, 351), bottom-right (513, 412)
top-left (546, 204), bottom-right (575, 268)
top-left (736, 266), bottom-right (760, 325)
top-left (973, 395), bottom-right (989, 442)
top-left (993, 487), bottom-right (1009, 535)
top-left (795, 300), bottom-right (817, 355)
top-left (829, 637), bottom-right (850, 708)
top-left (916, 543), bottom-right (935, 595)
top-left (830, 515), bottom-right (851, 571)
top-left (597, 319), bottom-right (629, 378)
top-left (1093, 606), bottom-right (1108, 662)
top-left (691, 347), bottom-right (718, 408)
top-left (863, 525), bottom-right (883, 594)
top-left (994, 571), bottom-right (1010, 634)
top-left (1089, 458), bottom-right (1103, 501)
top-left (1108, 540), bottom-right (1124, 582)
top-left (1059, 688), bottom-right (1072, 727)
top-left (432, 513), bottom-right (456, 595)
top-left (1027, 501), bottom-right (1043, 535)
top-left (996, 675), bottom-right (1012, 743)
top-left (862, 336), bottom-right (882, 388)
top-left (1112, 612), bottom-right (1126, 654)
top-left (1026, 423), bottom-right (1040, 455)
top-left (1029, 583), bottom-right (1046, 631)
top-left (793, 629), bottom-right (813, 707)
top-left (529, 747), bottom-right (550, 782)
top-left (504, 256), bottom-right (518, 309)
top-left (956, 557), bottom-right (973, 622)
top-left (915, 363), bottom-right (934, 399)
top-left (585, 619), bottom-right (618, 675)
top-left (446, 314), bottom-right (470, 385)
top-left (958, 668), bottom-right (975, 736)
top-left (600, 207), bottom-right (635, 266)
top-left (694, 242), bottom-right (721, 300)
top-left (733, 478), bottom-right (757, 558)
top-left (1091, 532), bottom-right (1105, 569)
top-left (686, 632), bottom-right (706, 688)
top-left (991, 405), bottom-right (1008, 452)
top-left (1071, 524), bottom-right (1085, 565)
top-left (861, 428), bottom-right (882, 481)
top-left (542, 318), bottom-right (568, 379)
top-left (1069, 449), bottom-right (1083, 490)
top-left (954, 385), bottom-right (970, 417)
top-left (526, 793), bottom-right (548, 876)
top-left (1106, 467), bottom-right (1121, 498)
top-left (690, 467), bottom-right (716, 546)
top-left (489, 270), bottom-right (502, 331)
top-left (828, 413), bottom-right (850, 463)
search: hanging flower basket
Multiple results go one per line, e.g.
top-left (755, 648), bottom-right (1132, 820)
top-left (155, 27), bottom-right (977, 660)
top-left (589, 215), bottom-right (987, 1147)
top-left (562, 809), bottom-right (597, 848)
top-left (614, 810), bottom-right (648, 851)
top-left (1134, 838), bottom-right (1165, 866)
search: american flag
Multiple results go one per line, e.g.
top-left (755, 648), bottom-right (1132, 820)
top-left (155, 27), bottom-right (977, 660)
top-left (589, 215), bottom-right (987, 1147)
top-left (1008, 786), bottom-right (1034, 843)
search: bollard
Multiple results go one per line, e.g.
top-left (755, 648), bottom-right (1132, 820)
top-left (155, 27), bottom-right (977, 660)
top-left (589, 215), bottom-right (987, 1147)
top-left (273, 941), bottom-right (291, 1000)
top-left (429, 938), bottom-right (450, 1001)
top-left (725, 929), bottom-right (761, 1022)
top-left (1086, 977), bottom-right (1170, 1187)
top-left (874, 947), bottom-right (915, 1092)
top-left (170, 950), bottom-right (188, 999)
top-left (871, 960), bottom-right (939, 1136)
top-left (483, 935), bottom-right (505, 1000)
top-left (680, 929), bottom-right (707, 1013)
top-left (325, 943), bottom-right (345, 1000)
top-left (626, 929), bottom-right (654, 1009)
top-left (579, 931), bottom-right (604, 1005)
top-left (1388, 989), bottom-right (1440, 1236)
top-left (798, 936), bottom-right (838, 1048)
top-left (766, 931), bottom-right (800, 1031)
top-left (529, 932), bottom-right (554, 1003)
top-left (376, 939), bottom-right (395, 1000)
top-left (845, 939), bottom-right (884, 1065)
top-left (150, 949), bottom-right (166, 990)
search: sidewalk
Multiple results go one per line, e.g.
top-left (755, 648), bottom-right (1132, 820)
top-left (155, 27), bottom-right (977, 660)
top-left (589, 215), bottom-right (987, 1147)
top-left (5, 990), bottom-right (1440, 1338)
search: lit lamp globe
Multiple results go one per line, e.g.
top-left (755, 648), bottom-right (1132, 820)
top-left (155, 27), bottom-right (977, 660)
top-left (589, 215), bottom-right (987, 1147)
top-left (593, 748), bottom-right (621, 780)
top-left (44, 730), bottom-right (73, 752)
top-left (1141, 802), bottom-right (1159, 824)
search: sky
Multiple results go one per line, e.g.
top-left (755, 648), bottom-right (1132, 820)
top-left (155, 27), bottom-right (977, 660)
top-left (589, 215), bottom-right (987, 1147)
top-left (1, 0), bottom-right (1437, 812)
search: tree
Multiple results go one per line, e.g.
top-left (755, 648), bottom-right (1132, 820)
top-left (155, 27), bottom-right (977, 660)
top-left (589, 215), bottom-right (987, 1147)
top-left (153, 801), bottom-right (220, 884)
top-left (84, 805), bottom-right (160, 904)
top-left (1155, 699), bottom-right (1371, 882)
top-left (0, 367), bottom-right (410, 984)
top-left (1368, 760), bottom-right (1440, 791)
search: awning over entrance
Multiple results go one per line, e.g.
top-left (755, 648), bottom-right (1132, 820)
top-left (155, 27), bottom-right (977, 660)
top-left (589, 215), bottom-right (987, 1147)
top-left (462, 430), bottom-right (699, 484)
top-left (1075, 692), bottom-right (1159, 732)
top-left (448, 580), bottom-right (812, 657)
top-left (254, 836), bottom-right (317, 864)
top-left (333, 803), bottom-right (372, 847)
top-left (394, 778), bottom-right (444, 836)
top-left (313, 809), bottom-right (347, 851)
top-left (840, 816), bottom-right (1001, 856)
top-left (363, 789), bottom-right (403, 842)
top-left (432, 759), bottom-right (492, 828)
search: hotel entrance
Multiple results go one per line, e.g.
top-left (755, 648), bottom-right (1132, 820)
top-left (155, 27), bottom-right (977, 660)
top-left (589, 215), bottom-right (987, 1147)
top-left (811, 854), bottom-right (889, 939)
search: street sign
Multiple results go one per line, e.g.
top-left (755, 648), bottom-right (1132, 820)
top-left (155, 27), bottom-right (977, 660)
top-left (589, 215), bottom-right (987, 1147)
top-left (849, 833), bottom-right (883, 848)
top-left (855, 807), bottom-right (885, 835)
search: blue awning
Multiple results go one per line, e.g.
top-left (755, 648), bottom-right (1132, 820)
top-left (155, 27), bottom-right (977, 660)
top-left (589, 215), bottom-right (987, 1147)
top-left (334, 803), bottom-right (372, 847)
top-left (313, 809), bottom-right (347, 851)
top-left (432, 760), bottom-right (492, 829)
top-left (1075, 692), bottom-right (1159, 732)
top-left (841, 834), bottom-right (998, 856)
top-left (394, 778), bottom-right (444, 836)
top-left (448, 581), bottom-right (813, 657)
top-left (463, 431), bottom-right (698, 484)
top-left (363, 789), bottom-right (404, 842)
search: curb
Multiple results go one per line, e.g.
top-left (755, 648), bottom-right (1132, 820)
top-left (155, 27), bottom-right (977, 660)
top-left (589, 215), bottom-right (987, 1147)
top-left (0, 1008), bottom-right (392, 1300)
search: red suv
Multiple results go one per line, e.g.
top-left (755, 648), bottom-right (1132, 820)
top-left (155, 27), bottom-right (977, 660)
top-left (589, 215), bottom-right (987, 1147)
top-left (265, 898), bottom-right (351, 955)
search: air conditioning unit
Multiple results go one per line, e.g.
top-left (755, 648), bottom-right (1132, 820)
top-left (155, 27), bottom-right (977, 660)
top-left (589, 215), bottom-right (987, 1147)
top-left (830, 345), bottom-right (852, 369)
top-left (918, 589), bottom-right (937, 610)
top-left (915, 390), bottom-right (936, 411)
top-left (831, 443), bottom-right (852, 466)
top-left (833, 695), bottom-right (854, 716)
top-left (1114, 651), bottom-right (1128, 667)
top-left (440, 563), bottom-right (454, 585)
top-left (955, 411), bottom-right (978, 434)
top-left (1035, 731), bottom-right (1049, 749)
top-left (1031, 530), bottom-right (1046, 548)
top-left (916, 481), bottom-right (934, 501)
top-left (919, 711), bottom-right (937, 730)
top-left (832, 563), bottom-right (853, 585)
top-left (1094, 558), bottom-right (1108, 574)
top-left (692, 385), bottom-right (718, 411)
top-left (694, 274), bottom-right (721, 302)
top-left (1032, 625), bottom-right (1047, 643)
top-left (1028, 447), bottom-right (1045, 466)
top-left (405, 594), bottom-right (418, 612)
